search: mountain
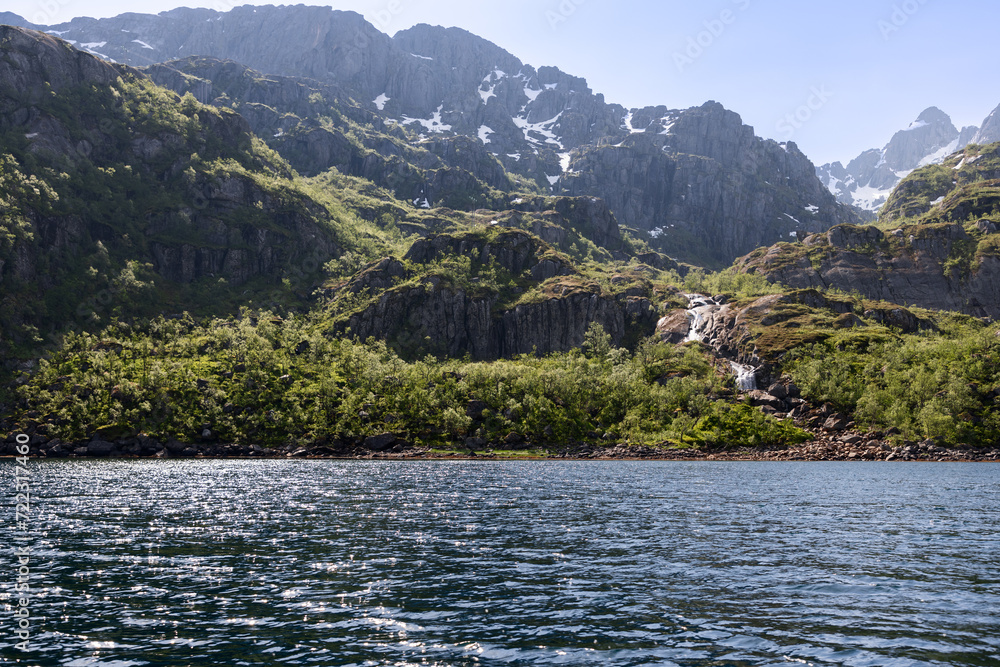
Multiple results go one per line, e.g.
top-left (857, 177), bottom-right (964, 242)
top-left (974, 103), bottom-right (1000, 145)
top-left (9, 5), bottom-right (858, 267)
top-left (0, 24), bottom-right (662, 361)
top-left (739, 141), bottom-right (1000, 318)
top-left (816, 107), bottom-right (980, 212)
top-left (3, 18), bottom-right (1000, 454)
top-left (0, 25), bottom-right (342, 348)
top-left (0, 12), bottom-right (34, 28)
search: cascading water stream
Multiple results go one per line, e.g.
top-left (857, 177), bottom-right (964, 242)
top-left (730, 361), bottom-right (758, 392)
top-left (683, 294), bottom-right (716, 343)
top-left (684, 294), bottom-right (758, 392)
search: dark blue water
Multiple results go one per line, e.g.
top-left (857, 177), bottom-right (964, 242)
top-left (2, 461), bottom-right (999, 666)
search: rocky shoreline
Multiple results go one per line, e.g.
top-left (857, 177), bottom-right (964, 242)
top-left (4, 374), bottom-right (998, 463)
top-left (2, 428), bottom-right (998, 463)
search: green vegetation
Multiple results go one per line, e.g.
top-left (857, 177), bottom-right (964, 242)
top-left (5, 35), bottom-right (1000, 457)
top-left (15, 315), bottom-right (808, 451)
top-left (787, 317), bottom-right (1000, 445)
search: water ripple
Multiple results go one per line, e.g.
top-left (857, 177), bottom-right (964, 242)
top-left (1, 460), bottom-right (998, 666)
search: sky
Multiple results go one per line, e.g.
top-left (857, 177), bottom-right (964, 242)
top-left (5, 0), bottom-right (999, 165)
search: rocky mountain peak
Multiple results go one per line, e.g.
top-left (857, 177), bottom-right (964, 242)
top-left (0, 25), bottom-right (123, 97)
top-left (6, 6), bottom-right (861, 266)
top-left (881, 106), bottom-right (958, 172)
top-left (974, 103), bottom-right (1000, 145)
top-left (816, 105), bottom-right (985, 212)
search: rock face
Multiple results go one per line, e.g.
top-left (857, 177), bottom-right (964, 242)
top-left (817, 106), bottom-right (990, 212)
top-left (974, 104), bottom-right (1000, 146)
top-left (17, 6), bottom-right (859, 266)
top-left (0, 26), bottom-right (341, 343)
top-left (563, 102), bottom-right (853, 265)
top-left (144, 56), bottom-right (515, 210)
top-left (336, 230), bottom-right (658, 360)
top-left (343, 280), bottom-right (652, 360)
top-left (736, 223), bottom-right (1000, 319)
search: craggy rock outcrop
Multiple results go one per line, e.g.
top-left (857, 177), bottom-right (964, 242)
top-left (659, 295), bottom-right (762, 370)
top-left (737, 222), bottom-right (1000, 319)
top-left (403, 228), bottom-right (574, 279)
top-left (0, 27), bottom-right (339, 287)
top-left (562, 103), bottom-right (856, 265)
top-left (974, 103), bottom-right (1000, 146)
top-left (341, 277), bottom-right (646, 360)
top-left (336, 230), bottom-right (657, 360)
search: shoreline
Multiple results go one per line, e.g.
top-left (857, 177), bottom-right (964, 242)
top-left (5, 400), bottom-right (1000, 463)
top-left (2, 440), bottom-right (998, 463)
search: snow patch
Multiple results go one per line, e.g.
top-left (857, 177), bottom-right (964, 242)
top-left (400, 105), bottom-right (452, 134)
top-left (931, 196), bottom-right (945, 205)
top-left (622, 112), bottom-right (645, 134)
top-left (904, 120), bottom-right (928, 132)
top-left (523, 85), bottom-right (541, 103)
top-left (544, 83), bottom-right (557, 90)
top-left (79, 42), bottom-right (113, 61)
top-left (373, 93), bottom-right (390, 111)
top-left (478, 69), bottom-right (508, 106)
top-left (479, 84), bottom-right (496, 105)
top-left (804, 205), bottom-right (819, 214)
top-left (848, 184), bottom-right (894, 211)
top-left (410, 53), bottom-right (433, 60)
top-left (660, 115), bottom-right (676, 135)
top-left (649, 227), bottom-right (665, 239)
top-left (513, 112), bottom-right (563, 148)
top-left (559, 152), bottom-right (573, 172)
top-left (47, 30), bottom-right (70, 36)
top-left (131, 39), bottom-right (154, 49)
top-left (546, 174), bottom-right (560, 186)
top-left (506, 153), bottom-right (521, 161)
top-left (954, 154), bottom-right (980, 170)
top-left (917, 138), bottom-right (960, 168)
top-left (477, 125), bottom-right (494, 144)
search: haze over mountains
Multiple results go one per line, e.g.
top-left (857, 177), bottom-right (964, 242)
top-left (816, 103), bottom-right (1000, 213)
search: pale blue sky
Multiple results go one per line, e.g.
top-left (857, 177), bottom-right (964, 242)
top-left (6, 0), bottom-right (999, 165)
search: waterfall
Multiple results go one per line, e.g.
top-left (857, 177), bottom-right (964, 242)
top-left (684, 294), bottom-right (716, 343)
top-left (730, 362), bottom-right (758, 392)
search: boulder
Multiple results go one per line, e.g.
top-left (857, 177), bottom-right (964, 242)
top-left (823, 415), bottom-right (851, 431)
top-left (363, 433), bottom-right (397, 451)
top-left (164, 440), bottom-right (188, 454)
top-left (87, 440), bottom-right (115, 457)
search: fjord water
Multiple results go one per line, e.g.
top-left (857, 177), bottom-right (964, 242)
top-left (5, 461), bottom-right (999, 666)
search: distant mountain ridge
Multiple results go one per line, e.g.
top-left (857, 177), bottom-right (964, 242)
top-left (3, 4), bottom-right (859, 266)
top-left (817, 104), bottom-right (999, 212)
